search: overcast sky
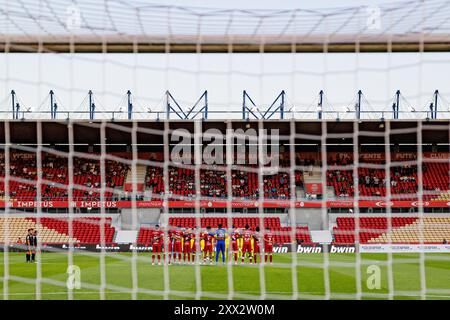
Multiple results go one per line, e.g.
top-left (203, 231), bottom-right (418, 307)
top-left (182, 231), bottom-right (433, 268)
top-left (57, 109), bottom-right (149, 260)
top-left (1, 0), bottom-right (449, 120)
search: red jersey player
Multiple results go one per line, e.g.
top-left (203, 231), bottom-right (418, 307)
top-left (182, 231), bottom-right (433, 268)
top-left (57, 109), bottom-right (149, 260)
top-left (191, 226), bottom-right (201, 264)
top-left (241, 225), bottom-right (254, 264)
top-left (253, 226), bottom-right (262, 264)
top-left (182, 228), bottom-right (194, 264)
top-left (202, 226), bottom-right (214, 264)
top-left (166, 229), bottom-right (173, 265)
top-left (172, 226), bottom-right (183, 264)
top-left (263, 227), bottom-right (274, 264)
top-left (150, 225), bottom-right (164, 265)
top-left (229, 226), bottom-right (241, 264)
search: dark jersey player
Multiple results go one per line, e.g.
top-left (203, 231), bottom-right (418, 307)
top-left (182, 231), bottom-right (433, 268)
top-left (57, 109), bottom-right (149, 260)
top-left (31, 230), bottom-right (38, 263)
top-left (25, 229), bottom-right (33, 263)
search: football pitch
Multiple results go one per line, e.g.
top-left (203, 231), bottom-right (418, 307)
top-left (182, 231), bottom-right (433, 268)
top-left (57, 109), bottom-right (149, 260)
top-left (0, 252), bottom-right (449, 300)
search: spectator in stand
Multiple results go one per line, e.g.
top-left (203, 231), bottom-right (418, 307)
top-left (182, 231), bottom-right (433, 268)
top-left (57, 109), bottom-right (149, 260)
top-left (373, 176), bottom-right (379, 186)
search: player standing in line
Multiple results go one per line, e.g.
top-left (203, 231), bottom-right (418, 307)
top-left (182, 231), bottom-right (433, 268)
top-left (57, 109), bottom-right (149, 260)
top-left (253, 227), bottom-right (262, 264)
top-left (172, 226), bottom-right (183, 264)
top-left (263, 227), bottom-right (274, 264)
top-left (183, 228), bottom-right (193, 264)
top-left (202, 226), bottom-right (214, 264)
top-left (151, 225), bottom-right (164, 265)
top-left (215, 224), bottom-right (227, 264)
top-left (229, 226), bottom-right (241, 265)
top-left (191, 226), bottom-right (201, 264)
top-left (166, 228), bottom-right (173, 265)
top-left (199, 228), bottom-right (206, 264)
top-left (241, 225), bottom-right (253, 264)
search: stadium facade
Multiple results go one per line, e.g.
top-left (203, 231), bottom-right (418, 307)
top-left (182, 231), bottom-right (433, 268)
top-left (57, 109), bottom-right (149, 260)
top-left (0, 118), bottom-right (449, 252)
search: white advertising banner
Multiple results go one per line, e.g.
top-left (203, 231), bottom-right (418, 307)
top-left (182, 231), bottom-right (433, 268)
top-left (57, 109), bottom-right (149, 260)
top-left (359, 244), bottom-right (450, 253)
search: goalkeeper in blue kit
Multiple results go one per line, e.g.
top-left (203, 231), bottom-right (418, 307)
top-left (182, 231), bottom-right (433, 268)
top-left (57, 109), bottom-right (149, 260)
top-left (215, 224), bottom-right (227, 263)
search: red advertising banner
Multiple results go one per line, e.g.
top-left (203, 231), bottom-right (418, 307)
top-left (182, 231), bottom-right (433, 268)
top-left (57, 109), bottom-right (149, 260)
top-left (305, 183), bottom-right (323, 194)
top-left (123, 183), bottom-right (144, 192)
top-left (299, 152), bottom-right (450, 162)
top-left (423, 152), bottom-right (450, 160)
top-left (1, 199), bottom-right (449, 209)
top-left (3, 151), bottom-right (447, 162)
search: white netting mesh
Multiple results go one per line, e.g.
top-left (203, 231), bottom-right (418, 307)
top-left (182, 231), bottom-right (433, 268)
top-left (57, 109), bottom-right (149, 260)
top-left (0, 0), bottom-right (450, 301)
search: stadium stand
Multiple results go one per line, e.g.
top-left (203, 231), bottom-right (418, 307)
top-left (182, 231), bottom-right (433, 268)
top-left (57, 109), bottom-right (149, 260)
top-left (0, 151), bottom-right (449, 202)
top-left (0, 217), bottom-right (115, 244)
top-left (2, 214), bottom-right (448, 245)
top-left (0, 150), bottom-right (449, 246)
top-left (143, 153), bottom-right (450, 201)
top-left (0, 217), bottom-right (72, 244)
top-left (145, 166), bottom-right (294, 199)
top-left (332, 217), bottom-right (450, 244)
top-left (327, 156), bottom-right (450, 200)
top-left (168, 216), bottom-right (281, 229)
top-left (369, 217), bottom-right (450, 244)
top-left (0, 152), bottom-right (128, 201)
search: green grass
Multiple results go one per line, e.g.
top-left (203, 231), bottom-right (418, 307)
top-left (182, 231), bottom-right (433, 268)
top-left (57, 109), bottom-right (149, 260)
top-left (0, 252), bottom-right (449, 300)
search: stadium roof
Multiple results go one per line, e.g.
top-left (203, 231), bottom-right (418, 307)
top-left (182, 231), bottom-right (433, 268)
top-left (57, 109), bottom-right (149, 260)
top-left (1, 0), bottom-right (450, 53)
top-left (1, 119), bottom-right (449, 146)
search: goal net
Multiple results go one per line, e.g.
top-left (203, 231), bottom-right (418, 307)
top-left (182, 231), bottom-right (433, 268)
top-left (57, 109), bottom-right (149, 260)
top-left (0, 0), bottom-right (450, 300)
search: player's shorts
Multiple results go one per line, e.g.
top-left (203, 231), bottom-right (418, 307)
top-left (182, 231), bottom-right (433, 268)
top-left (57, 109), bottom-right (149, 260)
top-left (264, 244), bottom-right (273, 253)
top-left (242, 242), bottom-right (252, 253)
top-left (152, 243), bottom-right (162, 253)
top-left (173, 242), bottom-right (182, 253)
top-left (230, 241), bottom-right (238, 252)
top-left (183, 242), bottom-right (191, 253)
top-left (253, 243), bottom-right (261, 254)
top-left (204, 243), bottom-right (213, 253)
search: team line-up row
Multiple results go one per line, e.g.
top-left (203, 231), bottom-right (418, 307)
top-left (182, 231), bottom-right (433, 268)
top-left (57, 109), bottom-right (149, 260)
top-left (148, 224), bottom-right (276, 265)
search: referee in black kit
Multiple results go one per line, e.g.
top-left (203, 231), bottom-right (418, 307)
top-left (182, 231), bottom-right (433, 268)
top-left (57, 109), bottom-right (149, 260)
top-left (31, 229), bottom-right (38, 263)
top-left (25, 228), bottom-right (33, 263)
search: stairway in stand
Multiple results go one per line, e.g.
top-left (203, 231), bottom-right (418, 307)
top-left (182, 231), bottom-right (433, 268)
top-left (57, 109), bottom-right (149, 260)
top-left (123, 165), bottom-right (147, 195)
